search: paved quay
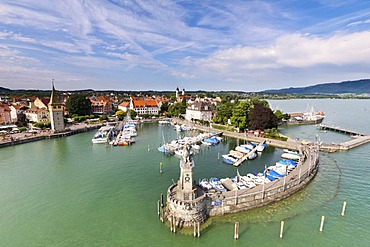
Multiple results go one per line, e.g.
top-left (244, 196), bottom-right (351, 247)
top-left (0, 123), bottom-right (103, 148)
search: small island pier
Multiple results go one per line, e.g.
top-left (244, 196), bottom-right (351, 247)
top-left (318, 124), bottom-right (370, 152)
top-left (318, 124), bottom-right (367, 136)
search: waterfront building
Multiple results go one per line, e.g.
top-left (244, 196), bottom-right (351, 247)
top-left (0, 103), bottom-right (11, 125)
top-left (48, 82), bottom-right (65, 132)
top-left (118, 102), bottom-right (130, 112)
top-left (9, 104), bottom-right (29, 123)
top-left (90, 96), bottom-right (113, 114)
top-left (32, 97), bottom-right (50, 109)
top-left (185, 100), bottom-right (213, 122)
top-left (129, 96), bottom-right (160, 115)
top-left (24, 107), bottom-right (50, 123)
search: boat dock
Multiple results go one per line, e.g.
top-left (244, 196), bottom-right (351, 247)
top-left (318, 124), bottom-right (367, 136)
top-left (317, 124), bottom-right (370, 152)
top-left (160, 130), bottom-right (223, 154)
top-left (233, 141), bottom-right (265, 167)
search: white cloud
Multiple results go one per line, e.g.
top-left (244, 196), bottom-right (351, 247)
top-left (193, 31), bottom-right (370, 72)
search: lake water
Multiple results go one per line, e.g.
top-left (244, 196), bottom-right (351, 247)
top-left (0, 99), bottom-right (369, 246)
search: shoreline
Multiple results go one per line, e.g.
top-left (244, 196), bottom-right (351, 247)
top-left (0, 123), bottom-right (103, 148)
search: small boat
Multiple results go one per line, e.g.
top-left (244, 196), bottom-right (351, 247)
top-left (247, 152), bottom-right (257, 160)
top-left (209, 178), bottom-right (227, 192)
top-left (281, 152), bottom-right (301, 161)
top-left (235, 145), bottom-right (251, 153)
top-left (174, 149), bottom-right (193, 157)
top-left (158, 120), bottom-right (170, 124)
top-left (265, 169), bottom-right (284, 181)
top-left (229, 150), bottom-right (244, 159)
top-left (199, 179), bottom-right (213, 190)
top-left (201, 136), bottom-right (221, 146)
top-left (283, 149), bottom-right (299, 154)
top-left (221, 154), bottom-right (238, 165)
top-left (191, 144), bottom-right (201, 150)
top-left (91, 125), bottom-right (114, 144)
top-left (256, 143), bottom-right (267, 152)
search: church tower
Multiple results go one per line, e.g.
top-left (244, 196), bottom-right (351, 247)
top-left (48, 80), bottom-right (65, 132)
top-left (175, 87), bottom-right (179, 99)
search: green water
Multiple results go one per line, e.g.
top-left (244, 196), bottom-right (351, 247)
top-left (0, 99), bottom-right (369, 246)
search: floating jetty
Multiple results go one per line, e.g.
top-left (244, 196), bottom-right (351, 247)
top-left (158, 131), bottom-right (223, 155)
top-left (232, 141), bottom-right (265, 167)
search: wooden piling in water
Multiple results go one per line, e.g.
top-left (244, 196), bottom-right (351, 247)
top-left (279, 221), bottom-right (284, 239)
top-left (160, 162), bottom-right (163, 174)
top-left (157, 200), bottom-right (160, 216)
top-left (193, 222), bottom-right (197, 237)
top-left (319, 216), bottom-right (325, 232)
top-left (197, 222), bottom-right (200, 237)
top-left (234, 222), bottom-right (239, 240)
top-left (169, 215), bottom-right (172, 232)
top-left (160, 193), bottom-right (164, 207)
top-left (341, 201), bottom-right (347, 216)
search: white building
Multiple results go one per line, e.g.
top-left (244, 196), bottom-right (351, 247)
top-left (185, 101), bottom-right (212, 122)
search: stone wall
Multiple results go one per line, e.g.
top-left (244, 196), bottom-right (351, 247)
top-left (166, 184), bottom-right (210, 227)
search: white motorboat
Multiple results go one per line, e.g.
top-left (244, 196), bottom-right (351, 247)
top-left (199, 179), bottom-right (213, 190)
top-left (91, 125), bottom-right (114, 144)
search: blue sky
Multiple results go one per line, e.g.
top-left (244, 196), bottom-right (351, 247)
top-left (1, 0), bottom-right (370, 91)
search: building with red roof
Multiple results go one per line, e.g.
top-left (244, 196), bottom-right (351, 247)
top-left (0, 103), bottom-right (12, 125)
top-left (129, 96), bottom-right (160, 115)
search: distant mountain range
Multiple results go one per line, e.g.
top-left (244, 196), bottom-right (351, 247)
top-left (262, 79), bottom-right (370, 94)
top-left (1, 79), bottom-right (370, 95)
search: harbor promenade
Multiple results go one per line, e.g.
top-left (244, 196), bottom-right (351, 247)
top-left (173, 119), bottom-right (370, 152)
top-left (0, 123), bottom-right (104, 148)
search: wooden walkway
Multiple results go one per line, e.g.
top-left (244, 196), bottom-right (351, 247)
top-left (233, 141), bottom-right (265, 167)
top-left (318, 124), bottom-right (367, 136)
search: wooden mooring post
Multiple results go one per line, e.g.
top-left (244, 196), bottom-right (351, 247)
top-left (193, 222), bottom-right (197, 237)
top-left (279, 221), bottom-right (284, 239)
top-left (341, 201), bottom-right (347, 216)
top-left (319, 216), bottom-right (325, 232)
top-left (197, 222), bottom-right (200, 237)
top-left (160, 193), bottom-right (164, 207)
top-left (157, 200), bottom-right (160, 216)
top-left (160, 162), bottom-right (163, 174)
top-left (234, 222), bottom-right (239, 240)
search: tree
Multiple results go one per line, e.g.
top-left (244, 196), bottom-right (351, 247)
top-left (230, 100), bottom-right (252, 131)
top-left (248, 102), bottom-right (278, 130)
top-left (213, 102), bottom-right (233, 125)
top-left (159, 101), bottom-right (169, 114)
top-left (115, 110), bottom-right (125, 120)
top-left (65, 94), bottom-right (91, 116)
top-left (168, 101), bottom-right (186, 117)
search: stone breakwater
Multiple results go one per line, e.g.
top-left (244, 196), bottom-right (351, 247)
top-left (164, 124), bottom-right (320, 229)
top-left (209, 144), bottom-right (319, 216)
